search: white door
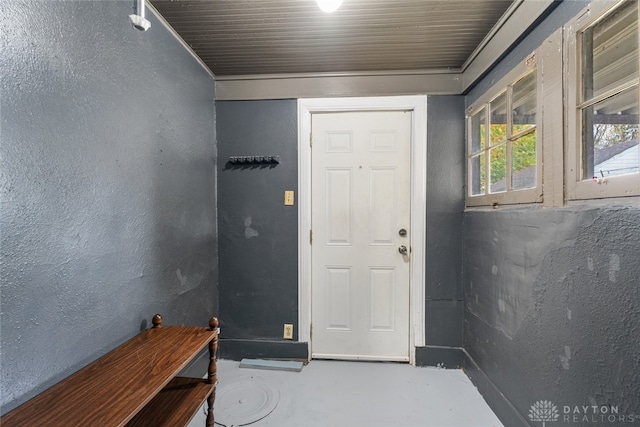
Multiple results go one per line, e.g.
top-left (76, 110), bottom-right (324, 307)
top-left (311, 110), bottom-right (412, 361)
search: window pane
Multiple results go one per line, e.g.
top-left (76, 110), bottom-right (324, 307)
top-left (490, 93), bottom-right (507, 145)
top-left (582, 88), bottom-right (639, 179)
top-left (512, 72), bottom-right (536, 135)
top-left (470, 154), bottom-right (486, 196)
top-left (470, 108), bottom-right (486, 154)
top-left (512, 131), bottom-right (537, 190)
top-left (490, 144), bottom-right (507, 193)
top-left (582, 0), bottom-right (638, 101)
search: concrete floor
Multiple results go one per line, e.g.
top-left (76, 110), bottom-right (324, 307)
top-left (189, 359), bottom-right (503, 427)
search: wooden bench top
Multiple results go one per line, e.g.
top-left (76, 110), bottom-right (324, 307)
top-left (2, 319), bottom-right (218, 427)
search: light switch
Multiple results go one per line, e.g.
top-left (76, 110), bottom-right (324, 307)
top-left (284, 190), bottom-right (294, 206)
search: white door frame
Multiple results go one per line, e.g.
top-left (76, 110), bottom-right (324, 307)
top-left (297, 96), bottom-right (427, 365)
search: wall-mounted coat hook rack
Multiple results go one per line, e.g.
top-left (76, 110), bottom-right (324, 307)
top-left (228, 155), bottom-right (280, 166)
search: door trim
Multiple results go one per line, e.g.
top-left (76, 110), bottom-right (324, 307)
top-left (297, 96), bottom-right (427, 365)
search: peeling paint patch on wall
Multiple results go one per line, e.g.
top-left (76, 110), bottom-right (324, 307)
top-left (244, 217), bottom-right (259, 239)
top-left (465, 209), bottom-right (588, 342)
top-left (559, 346), bottom-right (571, 370)
top-left (609, 254), bottom-right (620, 283)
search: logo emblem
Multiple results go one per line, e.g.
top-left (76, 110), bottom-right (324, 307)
top-left (529, 400), bottom-right (560, 426)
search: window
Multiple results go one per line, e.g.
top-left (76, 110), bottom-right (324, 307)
top-left (466, 55), bottom-right (542, 206)
top-left (566, 0), bottom-right (640, 199)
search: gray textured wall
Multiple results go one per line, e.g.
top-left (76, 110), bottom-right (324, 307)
top-left (425, 96), bottom-right (465, 349)
top-left (464, 0), bottom-right (640, 423)
top-left (216, 100), bottom-right (298, 341)
top-left (464, 205), bottom-right (640, 422)
top-left (0, 1), bottom-right (218, 413)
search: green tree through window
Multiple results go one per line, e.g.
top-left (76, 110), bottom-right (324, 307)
top-left (468, 68), bottom-right (538, 201)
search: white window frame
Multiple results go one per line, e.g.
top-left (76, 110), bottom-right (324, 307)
top-left (565, 0), bottom-right (640, 200)
top-left (466, 53), bottom-right (543, 207)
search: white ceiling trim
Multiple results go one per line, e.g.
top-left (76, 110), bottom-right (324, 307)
top-left (214, 68), bottom-right (460, 81)
top-left (461, 0), bottom-right (525, 73)
top-left (147, 2), bottom-right (216, 80)
top-left (461, 0), bottom-right (556, 91)
top-left (216, 72), bottom-right (462, 100)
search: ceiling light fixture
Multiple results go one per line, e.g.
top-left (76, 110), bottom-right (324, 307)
top-left (316, 0), bottom-right (343, 13)
top-left (129, 0), bottom-right (151, 31)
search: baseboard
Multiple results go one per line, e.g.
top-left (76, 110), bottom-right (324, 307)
top-left (462, 350), bottom-right (530, 427)
top-left (219, 338), bottom-right (309, 361)
top-left (414, 345), bottom-right (464, 368)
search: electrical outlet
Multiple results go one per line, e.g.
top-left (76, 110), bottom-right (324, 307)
top-left (283, 324), bottom-right (293, 339)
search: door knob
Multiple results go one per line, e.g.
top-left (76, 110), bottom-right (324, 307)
top-left (398, 245), bottom-right (408, 255)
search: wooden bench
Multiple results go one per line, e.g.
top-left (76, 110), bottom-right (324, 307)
top-left (1, 314), bottom-right (219, 427)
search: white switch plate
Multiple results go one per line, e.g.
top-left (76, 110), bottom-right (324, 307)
top-left (284, 190), bottom-right (294, 206)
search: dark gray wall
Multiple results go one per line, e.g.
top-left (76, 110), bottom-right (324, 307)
top-left (422, 96), bottom-right (465, 362)
top-left (216, 97), bottom-right (465, 363)
top-left (464, 205), bottom-right (640, 423)
top-left (464, 1), bottom-right (640, 424)
top-left (0, 1), bottom-right (218, 413)
top-left (216, 100), bottom-right (299, 347)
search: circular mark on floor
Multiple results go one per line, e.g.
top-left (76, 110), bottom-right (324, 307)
top-left (215, 375), bottom-right (279, 426)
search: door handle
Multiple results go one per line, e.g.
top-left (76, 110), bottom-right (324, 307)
top-left (398, 245), bottom-right (408, 255)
